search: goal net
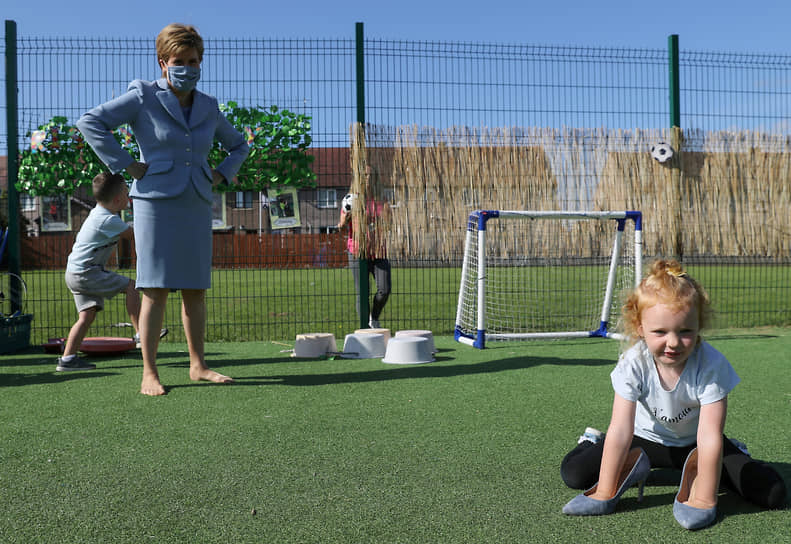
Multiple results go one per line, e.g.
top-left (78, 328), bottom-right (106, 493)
top-left (455, 210), bottom-right (642, 348)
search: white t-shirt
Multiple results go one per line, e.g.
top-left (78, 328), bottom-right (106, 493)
top-left (66, 205), bottom-right (129, 273)
top-left (611, 340), bottom-right (740, 447)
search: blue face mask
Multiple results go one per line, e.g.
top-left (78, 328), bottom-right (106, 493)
top-left (167, 65), bottom-right (200, 92)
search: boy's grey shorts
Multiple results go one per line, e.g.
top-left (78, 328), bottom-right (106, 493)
top-left (65, 268), bottom-right (132, 313)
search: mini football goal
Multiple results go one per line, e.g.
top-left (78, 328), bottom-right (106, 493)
top-left (455, 210), bottom-right (642, 348)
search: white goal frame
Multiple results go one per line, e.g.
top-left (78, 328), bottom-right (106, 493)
top-left (454, 210), bottom-right (642, 348)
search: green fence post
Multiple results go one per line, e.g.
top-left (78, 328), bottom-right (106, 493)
top-left (668, 34), bottom-right (680, 128)
top-left (667, 34), bottom-right (683, 258)
top-left (355, 21), bottom-right (370, 329)
top-left (4, 20), bottom-right (24, 313)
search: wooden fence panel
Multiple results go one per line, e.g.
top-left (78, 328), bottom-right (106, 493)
top-left (21, 232), bottom-right (349, 270)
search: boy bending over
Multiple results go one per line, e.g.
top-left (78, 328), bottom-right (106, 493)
top-left (57, 172), bottom-right (165, 371)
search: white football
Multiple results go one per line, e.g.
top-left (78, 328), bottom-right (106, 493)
top-left (650, 142), bottom-right (674, 163)
top-left (341, 193), bottom-right (357, 212)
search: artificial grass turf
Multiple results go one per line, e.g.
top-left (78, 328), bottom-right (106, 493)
top-left (1, 331), bottom-right (789, 543)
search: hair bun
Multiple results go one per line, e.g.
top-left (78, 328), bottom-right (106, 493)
top-left (653, 259), bottom-right (686, 278)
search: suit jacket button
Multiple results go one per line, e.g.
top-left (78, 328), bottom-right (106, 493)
top-left (185, 162), bottom-right (191, 166)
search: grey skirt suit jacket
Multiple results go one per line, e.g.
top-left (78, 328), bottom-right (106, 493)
top-left (77, 79), bottom-right (249, 289)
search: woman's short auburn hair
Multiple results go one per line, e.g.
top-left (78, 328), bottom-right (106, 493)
top-left (155, 23), bottom-right (204, 63)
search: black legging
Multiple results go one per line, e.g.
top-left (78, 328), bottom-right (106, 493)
top-left (560, 435), bottom-right (787, 509)
top-left (348, 254), bottom-right (391, 320)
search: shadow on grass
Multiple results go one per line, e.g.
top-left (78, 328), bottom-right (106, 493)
top-left (0, 342), bottom-right (211, 367)
top-left (154, 354), bottom-right (298, 369)
top-left (0, 347), bottom-right (56, 366)
top-left (220, 354), bottom-right (613, 387)
top-left (644, 463), bottom-right (790, 519)
top-left (706, 333), bottom-right (780, 341)
top-left (701, 471), bottom-right (790, 526)
top-left (618, 489), bottom-right (782, 528)
top-left (0, 370), bottom-right (118, 387)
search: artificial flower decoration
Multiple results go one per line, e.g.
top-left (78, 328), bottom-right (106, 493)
top-left (30, 130), bottom-right (46, 152)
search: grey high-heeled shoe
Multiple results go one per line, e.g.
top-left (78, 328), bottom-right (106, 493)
top-left (673, 448), bottom-right (717, 530)
top-left (562, 447), bottom-right (651, 515)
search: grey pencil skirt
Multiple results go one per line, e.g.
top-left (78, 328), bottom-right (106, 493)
top-left (132, 184), bottom-right (212, 290)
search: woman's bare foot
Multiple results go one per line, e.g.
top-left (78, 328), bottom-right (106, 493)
top-left (141, 373), bottom-right (166, 396)
top-left (190, 365), bottom-right (234, 384)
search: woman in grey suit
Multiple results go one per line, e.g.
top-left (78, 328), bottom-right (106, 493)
top-left (77, 23), bottom-right (249, 395)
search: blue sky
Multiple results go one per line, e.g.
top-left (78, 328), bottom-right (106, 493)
top-left (4, 0), bottom-right (791, 54)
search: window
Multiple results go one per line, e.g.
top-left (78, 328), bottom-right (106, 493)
top-left (20, 194), bottom-right (37, 212)
top-left (40, 195), bottom-right (71, 231)
top-left (233, 191), bottom-right (254, 209)
top-left (212, 192), bottom-right (227, 229)
top-left (317, 188), bottom-right (338, 209)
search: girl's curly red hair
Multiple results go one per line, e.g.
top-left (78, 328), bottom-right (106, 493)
top-left (621, 259), bottom-right (711, 343)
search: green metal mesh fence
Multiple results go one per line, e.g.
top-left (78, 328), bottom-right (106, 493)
top-left (2, 31), bottom-right (791, 344)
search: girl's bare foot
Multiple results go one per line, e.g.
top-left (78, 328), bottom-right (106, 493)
top-left (141, 373), bottom-right (166, 396)
top-left (190, 365), bottom-right (234, 384)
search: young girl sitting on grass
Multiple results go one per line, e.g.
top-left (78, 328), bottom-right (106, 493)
top-left (560, 259), bottom-right (786, 530)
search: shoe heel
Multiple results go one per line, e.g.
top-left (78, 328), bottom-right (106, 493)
top-left (636, 478), bottom-right (646, 502)
top-left (562, 447), bottom-right (651, 516)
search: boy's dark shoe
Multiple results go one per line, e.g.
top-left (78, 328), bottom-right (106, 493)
top-left (56, 356), bottom-right (96, 372)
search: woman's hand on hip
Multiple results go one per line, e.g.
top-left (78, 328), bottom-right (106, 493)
top-left (211, 170), bottom-right (227, 188)
top-left (125, 161), bottom-right (148, 180)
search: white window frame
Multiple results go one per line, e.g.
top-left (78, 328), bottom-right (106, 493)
top-left (317, 188), bottom-right (338, 209)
